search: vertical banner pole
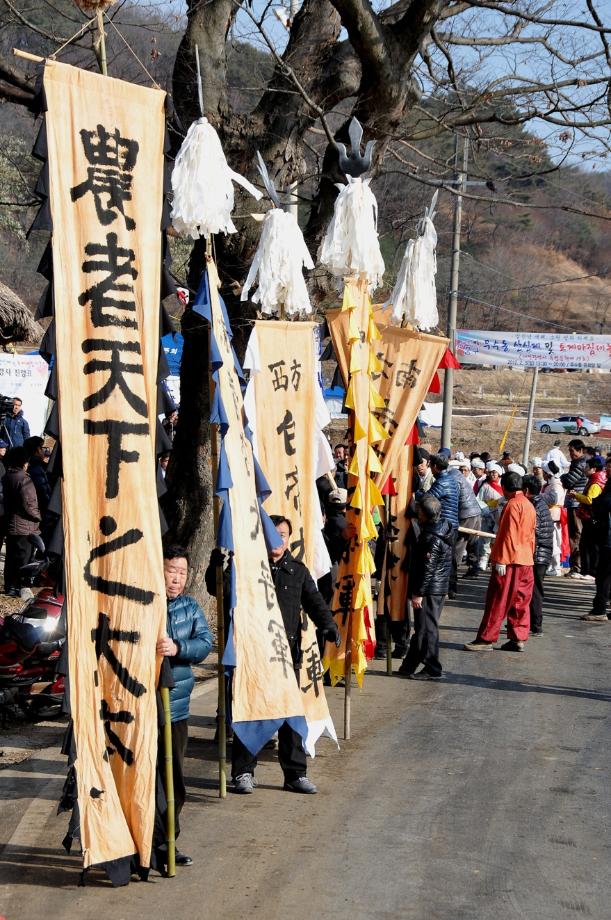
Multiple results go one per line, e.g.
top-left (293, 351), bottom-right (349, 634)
top-left (522, 366), bottom-right (539, 467)
top-left (384, 493), bottom-right (393, 676)
top-left (343, 610), bottom-right (352, 740)
top-left (207, 256), bottom-right (227, 799)
top-left (96, 11), bottom-right (108, 76)
top-left (160, 686), bottom-right (176, 877)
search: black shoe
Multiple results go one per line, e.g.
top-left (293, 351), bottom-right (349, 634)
top-left (175, 851), bottom-right (193, 866)
top-left (448, 590), bottom-right (457, 600)
top-left (373, 647), bottom-right (387, 660)
top-left (392, 647), bottom-right (408, 659)
top-left (408, 670), bottom-right (442, 681)
top-left (396, 665), bottom-right (414, 678)
top-left (463, 568), bottom-right (479, 578)
top-left (499, 639), bottom-right (525, 652)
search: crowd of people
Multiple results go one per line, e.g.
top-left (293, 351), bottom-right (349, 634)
top-left (398, 438), bottom-right (611, 679)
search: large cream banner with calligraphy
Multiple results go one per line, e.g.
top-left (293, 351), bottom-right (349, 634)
top-left (207, 266), bottom-right (308, 740)
top-left (44, 62), bottom-right (167, 870)
top-left (244, 321), bottom-right (337, 751)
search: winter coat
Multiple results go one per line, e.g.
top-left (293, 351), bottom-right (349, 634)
top-left (333, 461), bottom-right (348, 490)
top-left (3, 466), bottom-right (41, 535)
top-left (4, 411), bottom-right (30, 448)
top-left (409, 518), bottom-right (454, 597)
top-left (324, 508), bottom-right (349, 564)
top-left (561, 457), bottom-right (587, 508)
top-left (592, 486), bottom-right (611, 549)
top-left (272, 551), bottom-right (336, 653)
top-left (270, 551), bottom-right (336, 666)
top-left (573, 471), bottom-right (607, 521)
top-left (166, 594), bottom-right (213, 722)
top-left (0, 458), bottom-right (5, 516)
top-left (449, 467), bottom-right (482, 521)
top-left (530, 493), bottom-right (554, 566)
top-left (542, 475), bottom-right (565, 522)
top-left (27, 457), bottom-right (51, 512)
top-left (426, 470), bottom-right (460, 528)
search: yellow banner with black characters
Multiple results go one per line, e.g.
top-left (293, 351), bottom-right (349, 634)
top-left (327, 309), bottom-right (448, 623)
top-left (323, 280), bottom-right (387, 686)
top-left (43, 61), bottom-right (167, 870)
top-left (244, 321), bottom-right (336, 750)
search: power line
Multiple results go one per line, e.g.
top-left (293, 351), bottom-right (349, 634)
top-left (454, 291), bottom-right (579, 331)
top-left (459, 266), bottom-right (611, 295)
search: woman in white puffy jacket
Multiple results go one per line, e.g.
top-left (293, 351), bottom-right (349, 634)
top-left (542, 460), bottom-right (566, 575)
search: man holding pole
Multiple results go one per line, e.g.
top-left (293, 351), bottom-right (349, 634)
top-left (231, 515), bottom-right (340, 795)
top-left (156, 545), bottom-right (213, 866)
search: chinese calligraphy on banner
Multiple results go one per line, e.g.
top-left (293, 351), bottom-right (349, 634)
top-left (327, 307), bottom-right (448, 622)
top-left (244, 321), bottom-right (337, 751)
top-left (456, 330), bottom-right (611, 370)
top-left (43, 62), bottom-right (167, 870)
top-left (205, 265), bottom-right (308, 753)
top-left (324, 280), bottom-right (388, 686)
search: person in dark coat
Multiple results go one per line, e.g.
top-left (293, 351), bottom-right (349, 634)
top-left (522, 475), bottom-right (554, 636)
top-left (3, 446), bottom-right (41, 598)
top-left (0, 438), bottom-right (8, 556)
top-left (560, 439), bottom-right (588, 576)
top-left (156, 545), bottom-right (213, 866)
top-left (232, 515), bottom-right (340, 795)
top-left (582, 459), bottom-right (611, 622)
top-left (4, 397), bottom-right (31, 447)
top-left (23, 436), bottom-right (52, 539)
top-left (397, 495), bottom-right (454, 681)
top-left (448, 464), bottom-right (482, 594)
top-left (425, 454), bottom-right (460, 529)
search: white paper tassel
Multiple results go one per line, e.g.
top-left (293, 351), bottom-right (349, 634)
top-left (171, 117), bottom-right (261, 239)
top-left (389, 216), bottom-right (438, 330)
top-left (318, 176), bottom-right (384, 289)
top-left (241, 208), bottom-right (314, 316)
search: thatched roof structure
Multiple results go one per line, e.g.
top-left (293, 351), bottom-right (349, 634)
top-left (0, 282), bottom-right (42, 346)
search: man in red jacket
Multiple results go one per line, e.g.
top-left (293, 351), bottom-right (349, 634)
top-left (464, 471), bottom-right (536, 652)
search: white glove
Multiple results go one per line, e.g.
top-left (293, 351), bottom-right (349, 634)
top-left (495, 563), bottom-right (507, 576)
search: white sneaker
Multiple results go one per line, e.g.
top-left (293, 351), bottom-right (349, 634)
top-left (565, 571), bottom-right (583, 579)
top-left (20, 587), bottom-right (34, 601)
top-left (581, 575), bottom-right (595, 583)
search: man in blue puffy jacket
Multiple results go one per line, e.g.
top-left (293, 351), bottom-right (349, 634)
top-left (156, 545), bottom-right (213, 867)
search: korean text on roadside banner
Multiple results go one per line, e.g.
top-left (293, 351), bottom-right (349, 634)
top-left (456, 331), bottom-right (611, 370)
top-left (44, 61), bottom-right (167, 870)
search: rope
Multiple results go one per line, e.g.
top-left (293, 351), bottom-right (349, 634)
top-left (103, 15), bottom-right (163, 90)
top-left (49, 15), bottom-right (97, 60)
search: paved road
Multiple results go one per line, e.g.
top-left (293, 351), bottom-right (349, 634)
top-left (1, 574), bottom-right (609, 920)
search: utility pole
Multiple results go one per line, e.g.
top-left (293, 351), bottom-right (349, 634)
top-left (522, 366), bottom-right (539, 467)
top-left (441, 134), bottom-right (469, 450)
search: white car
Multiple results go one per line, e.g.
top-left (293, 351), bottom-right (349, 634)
top-left (534, 415), bottom-right (599, 436)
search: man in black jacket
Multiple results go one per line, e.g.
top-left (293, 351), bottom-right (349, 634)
top-left (523, 475), bottom-right (554, 636)
top-left (397, 495), bottom-right (454, 681)
top-left (231, 515), bottom-right (340, 795)
top-left (561, 439), bottom-right (588, 576)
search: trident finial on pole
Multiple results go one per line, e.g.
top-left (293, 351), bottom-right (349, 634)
top-left (335, 118), bottom-right (375, 178)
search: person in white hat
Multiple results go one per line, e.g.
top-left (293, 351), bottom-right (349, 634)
top-left (471, 458), bottom-right (486, 495)
top-left (476, 463), bottom-right (505, 571)
top-left (541, 460), bottom-right (566, 575)
top-left (531, 457), bottom-right (544, 485)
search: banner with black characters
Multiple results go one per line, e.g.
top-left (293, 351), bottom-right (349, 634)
top-left (43, 61), bottom-right (167, 870)
top-left (244, 321), bottom-right (337, 751)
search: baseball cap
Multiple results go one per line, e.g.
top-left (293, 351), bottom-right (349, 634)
top-left (328, 488), bottom-right (348, 505)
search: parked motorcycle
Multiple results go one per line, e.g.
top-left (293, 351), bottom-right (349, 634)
top-left (0, 535), bottom-right (65, 720)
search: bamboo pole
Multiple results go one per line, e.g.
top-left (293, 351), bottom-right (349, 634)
top-left (343, 610), bottom-right (352, 740)
top-left (458, 525), bottom-right (496, 539)
top-left (384, 493), bottom-right (392, 676)
top-left (12, 48), bottom-right (44, 63)
top-left (160, 686), bottom-right (176, 877)
top-left (206, 254), bottom-right (227, 799)
top-left (95, 10), bottom-right (108, 76)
